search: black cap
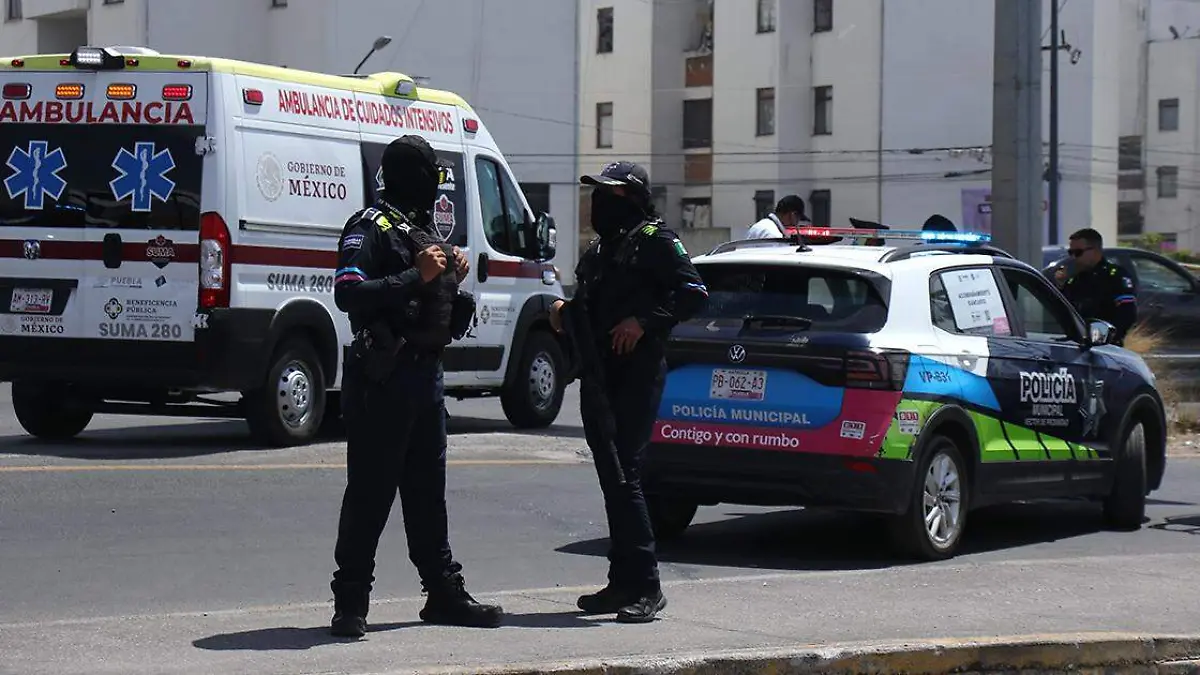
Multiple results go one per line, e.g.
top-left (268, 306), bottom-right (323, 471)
top-left (922, 214), bottom-right (957, 232)
top-left (775, 194), bottom-right (806, 217)
top-left (382, 134), bottom-right (453, 170)
top-left (580, 161), bottom-right (651, 194)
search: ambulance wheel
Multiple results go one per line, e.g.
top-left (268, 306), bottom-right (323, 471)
top-left (1103, 422), bottom-right (1147, 531)
top-left (11, 381), bottom-right (93, 440)
top-left (501, 330), bottom-right (565, 429)
top-left (889, 436), bottom-right (969, 561)
top-left (245, 339), bottom-right (326, 447)
top-left (647, 495), bottom-right (697, 542)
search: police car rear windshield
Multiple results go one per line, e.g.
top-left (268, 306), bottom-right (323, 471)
top-left (691, 262), bottom-right (889, 333)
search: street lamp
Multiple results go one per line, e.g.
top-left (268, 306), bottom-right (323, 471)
top-left (353, 35), bottom-right (393, 75)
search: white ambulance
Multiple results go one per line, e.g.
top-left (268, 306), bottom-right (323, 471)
top-left (0, 46), bottom-right (569, 446)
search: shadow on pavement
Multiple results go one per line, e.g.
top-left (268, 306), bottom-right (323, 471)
top-left (193, 612), bottom-right (602, 651)
top-left (1149, 514), bottom-right (1200, 535)
top-left (557, 500), bottom-right (1109, 572)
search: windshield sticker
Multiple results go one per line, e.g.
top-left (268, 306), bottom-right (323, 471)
top-left (433, 194), bottom-right (456, 239)
top-left (110, 142), bottom-right (176, 212)
top-left (940, 268), bottom-right (1010, 336)
top-left (4, 140), bottom-right (68, 210)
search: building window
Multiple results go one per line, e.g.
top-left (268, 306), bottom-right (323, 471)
top-left (1117, 201), bottom-right (1144, 236)
top-left (809, 189), bottom-right (831, 225)
top-left (520, 183), bottom-right (551, 217)
top-left (595, 102), bottom-right (613, 148)
top-left (5, 0), bottom-right (21, 21)
top-left (813, 86), bottom-right (832, 136)
top-left (1118, 135), bottom-right (1142, 171)
top-left (814, 0), bottom-right (833, 33)
top-left (271, 0), bottom-right (287, 6)
top-left (1117, 172), bottom-right (1144, 191)
top-left (1158, 98), bottom-right (1179, 132)
top-left (597, 7), bottom-right (614, 53)
top-left (755, 87), bottom-right (775, 137)
top-left (683, 98), bottom-right (713, 149)
top-left (754, 190), bottom-right (775, 221)
top-left (103, 0), bottom-right (124, 4)
top-left (757, 0), bottom-right (776, 33)
top-left (1157, 166), bottom-right (1179, 198)
top-left (681, 198), bottom-right (712, 229)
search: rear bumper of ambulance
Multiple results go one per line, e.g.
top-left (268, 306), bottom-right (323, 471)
top-left (0, 308), bottom-right (273, 392)
top-left (644, 444), bottom-right (917, 515)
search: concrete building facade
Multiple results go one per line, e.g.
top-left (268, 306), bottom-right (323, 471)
top-left (1, 0), bottom-right (581, 281)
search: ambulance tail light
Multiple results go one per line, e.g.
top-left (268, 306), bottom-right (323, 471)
top-left (844, 349), bottom-right (909, 391)
top-left (161, 84), bottom-right (192, 101)
top-left (2, 83), bottom-right (31, 100)
top-left (199, 212), bottom-right (232, 309)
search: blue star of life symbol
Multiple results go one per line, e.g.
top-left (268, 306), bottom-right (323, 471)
top-left (110, 142), bottom-right (176, 212)
top-left (4, 140), bottom-right (68, 210)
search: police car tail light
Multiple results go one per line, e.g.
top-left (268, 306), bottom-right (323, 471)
top-left (2, 83), bottom-right (31, 100)
top-left (199, 212), bottom-right (231, 309)
top-left (844, 349), bottom-right (909, 391)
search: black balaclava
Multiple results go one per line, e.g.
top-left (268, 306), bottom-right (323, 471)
top-left (591, 189), bottom-right (645, 239)
top-left (379, 136), bottom-right (440, 217)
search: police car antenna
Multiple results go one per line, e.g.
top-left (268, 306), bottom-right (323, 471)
top-left (353, 35), bottom-right (393, 75)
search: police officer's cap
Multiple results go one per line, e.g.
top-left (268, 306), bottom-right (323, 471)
top-left (382, 134), bottom-right (454, 172)
top-left (580, 161), bottom-right (651, 198)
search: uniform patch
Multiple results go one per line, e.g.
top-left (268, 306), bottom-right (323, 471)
top-left (672, 239), bottom-right (688, 257)
top-left (375, 215), bottom-right (392, 231)
top-left (1122, 276), bottom-right (1134, 289)
top-left (341, 234), bottom-right (364, 250)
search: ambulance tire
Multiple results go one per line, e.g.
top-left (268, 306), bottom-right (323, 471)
top-left (889, 436), bottom-right (970, 561)
top-left (1103, 422), bottom-right (1147, 531)
top-left (501, 330), bottom-right (566, 429)
top-left (11, 381), bottom-right (94, 441)
top-left (245, 339), bottom-right (327, 447)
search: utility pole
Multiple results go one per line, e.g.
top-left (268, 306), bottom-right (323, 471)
top-left (1047, 0), bottom-right (1060, 246)
top-left (992, 0), bottom-right (1043, 266)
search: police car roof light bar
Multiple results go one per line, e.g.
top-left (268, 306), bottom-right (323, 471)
top-left (69, 47), bottom-right (126, 71)
top-left (792, 226), bottom-right (991, 244)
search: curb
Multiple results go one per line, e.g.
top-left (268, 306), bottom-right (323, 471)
top-left (409, 633), bottom-right (1200, 675)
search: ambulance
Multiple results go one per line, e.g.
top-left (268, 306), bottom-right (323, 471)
top-left (0, 46), bottom-right (568, 446)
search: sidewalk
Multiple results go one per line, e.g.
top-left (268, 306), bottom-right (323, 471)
top-left (3, 550), bottom-right (1200, 675)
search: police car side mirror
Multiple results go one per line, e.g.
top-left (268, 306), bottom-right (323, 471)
top-left (1087, 320), bottom-right (1115, 348)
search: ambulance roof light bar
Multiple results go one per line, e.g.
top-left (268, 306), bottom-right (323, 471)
top-left (69, 46), bottom-right (126, 71)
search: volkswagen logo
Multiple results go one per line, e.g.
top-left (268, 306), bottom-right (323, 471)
top-left (22, 240), bottom-right (40, 260)
top-left (728, 344), bottom-right (746, 363)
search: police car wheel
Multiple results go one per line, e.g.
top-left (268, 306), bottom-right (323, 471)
top-left (646, 495), bottom-right (697, 542)
top-left (889, 436), bottom-right (969, 561)
top-left (11, 381), bottom-right (93, 441)
top-left (501, 331), bottom-right (566, 429)
top-left (1103, 422), bottom-right (1147, 531)
top-left (245, 339), bottom-right (327, 447)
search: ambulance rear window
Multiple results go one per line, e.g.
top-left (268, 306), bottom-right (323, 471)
top-left (0, 125), bottom-right (203, 231)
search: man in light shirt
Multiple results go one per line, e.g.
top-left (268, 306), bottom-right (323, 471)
top-left (744, 195), bottom-right (809, 239)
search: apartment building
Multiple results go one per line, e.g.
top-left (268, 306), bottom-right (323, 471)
top-left (578, 0), bottom-right (1122, 252)
top-left (0, 0), bottom-right (581, 281)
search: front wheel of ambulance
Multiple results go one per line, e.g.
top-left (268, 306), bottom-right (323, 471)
top-left (646, 495), bottom-right (698, 542)
top-left (245, 339), bottom-right (327, 447)
top-left (1103, 422), bottom-right (1147, 531)
top-left (889, 436), bottom-right (970, 561)
top-left (501, 331), bottom-right (566, 429)
top-left (11, 381), bottom-right (94, 441)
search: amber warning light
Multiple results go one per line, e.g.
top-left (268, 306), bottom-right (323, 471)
top-left (106, 83), bottom-right (136, 100)
top-left (55, 83), bottom-right (84, 100)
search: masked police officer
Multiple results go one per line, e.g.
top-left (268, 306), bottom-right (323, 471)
top-left (550, 161), bottom-right (709, 623)
top-left (328, 134), bottom-right (501, 638)
top-left (1061, 228), bottom-right (1138, 346)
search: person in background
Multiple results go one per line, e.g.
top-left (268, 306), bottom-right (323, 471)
top-left (922, 214), bottom-right (958, 232)
top-left (744, 195), bottom-right (809, 239)
top-left (1060, 227), bottom-right (1138, 346)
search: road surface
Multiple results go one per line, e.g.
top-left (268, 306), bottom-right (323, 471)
top-left (2, 382), bottom-right (1200, 674)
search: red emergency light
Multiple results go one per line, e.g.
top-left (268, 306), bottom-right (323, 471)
top-left (463, 118), bottom-right (479, 134)
top-left (162, 84), bottom-right (192, 100)
top-left (243, 88), bottom-right (264, 106)
top-left (177, 60), bottom-right (193, 69)
top-left (2, 83), bottom-right (31, 100)
top-left (10, 58), bottom-right (24, 68)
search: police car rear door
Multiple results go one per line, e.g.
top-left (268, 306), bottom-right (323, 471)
top-left (82, 64), bottom-right (208, 344)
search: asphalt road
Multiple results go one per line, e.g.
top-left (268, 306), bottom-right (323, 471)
top-left (3, 382), bottom-right (1200, 674)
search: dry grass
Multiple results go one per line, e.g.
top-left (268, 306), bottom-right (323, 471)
top-left (1121, 324), bottom-right (1200, 435)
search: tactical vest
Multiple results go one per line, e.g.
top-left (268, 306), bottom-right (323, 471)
top-left (367, 205), bottom-right (457, 349)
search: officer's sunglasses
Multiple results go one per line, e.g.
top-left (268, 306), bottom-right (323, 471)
top-left (1067, 246), bottom-right (1094, 258)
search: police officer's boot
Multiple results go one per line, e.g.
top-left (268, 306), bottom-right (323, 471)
top-left (576, 583), bottom-right (638, 614)
top-left (615, 582), bottom-right (667, 624)
top-left (330, 583), bottom-right (369, 638)
top-left (419, 572), bottom-right (504, 628)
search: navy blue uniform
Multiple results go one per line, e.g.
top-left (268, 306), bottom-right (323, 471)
top-left (1062, 258), bottom-right (1138, 345)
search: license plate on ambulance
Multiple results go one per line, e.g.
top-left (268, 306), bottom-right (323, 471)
top-left (709, 368), bottom-right (767, 401)
top-left (9, 288), bottom-right (52, 314)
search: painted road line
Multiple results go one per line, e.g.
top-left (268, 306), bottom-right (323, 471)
top-left (0, 459), bottom-right (582, 473)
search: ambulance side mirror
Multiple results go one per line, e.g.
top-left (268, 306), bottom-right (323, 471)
top-left (529, 212), bottom-right (557, 262)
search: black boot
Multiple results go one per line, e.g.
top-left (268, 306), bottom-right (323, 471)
top-left (419, 573), bottom-right (503, 628)
top-left (615, 585), bottom-right (666, 624)
top-left (576, 584), bottom-right (638, 614)
top-left (330, 583), bottom-right (369, 638)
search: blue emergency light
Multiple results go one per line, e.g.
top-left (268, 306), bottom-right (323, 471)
top-left (793, 226), bottom-right (991, 244)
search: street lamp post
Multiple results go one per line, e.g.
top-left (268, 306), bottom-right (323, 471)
top-left (353, 35), bottom-right (393, 75)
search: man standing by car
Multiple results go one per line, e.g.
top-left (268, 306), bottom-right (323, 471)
top-left (328, 134), bottom-right (502, 638)
top-left (549, 161), bottom-right (708, 623)
top-left (1061, 227), bottom-right (1138, 346)
top-left (744, 195), bottom-right (808, 239)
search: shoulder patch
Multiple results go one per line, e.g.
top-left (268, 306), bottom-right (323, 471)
top-left (341, 233), bottom-right (365, 251)
top-left (672, 238), bottom-right (688, 257)
top-left (375, 215), bottom-right (392, 232)
top-left (642, 224), bottom-right (659, 236)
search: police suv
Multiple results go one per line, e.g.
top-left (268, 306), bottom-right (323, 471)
top-left (0, 46), bottom-right (568, 445)
top-left (644, 227), bottom-right (1167, 560)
